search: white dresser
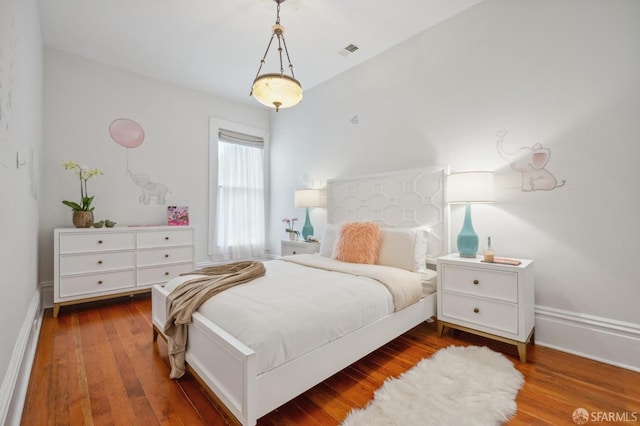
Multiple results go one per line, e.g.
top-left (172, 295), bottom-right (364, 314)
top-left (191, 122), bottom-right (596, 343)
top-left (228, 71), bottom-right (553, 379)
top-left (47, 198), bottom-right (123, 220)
top-left (54, 226), bottom-right (195, 317)
top-left (281, 240), bottom-right (320, 256)
top-left (436, 254), bottom-right (535, 362)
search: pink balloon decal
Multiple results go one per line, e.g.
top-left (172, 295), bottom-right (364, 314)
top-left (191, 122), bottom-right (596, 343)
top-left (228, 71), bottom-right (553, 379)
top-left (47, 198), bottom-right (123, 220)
top-left (109, 118), bottom-right (145, 148)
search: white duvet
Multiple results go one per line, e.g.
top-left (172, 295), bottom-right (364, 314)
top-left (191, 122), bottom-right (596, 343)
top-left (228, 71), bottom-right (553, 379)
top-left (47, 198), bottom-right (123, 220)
top-left (163, 255), bottom-right (430, 374)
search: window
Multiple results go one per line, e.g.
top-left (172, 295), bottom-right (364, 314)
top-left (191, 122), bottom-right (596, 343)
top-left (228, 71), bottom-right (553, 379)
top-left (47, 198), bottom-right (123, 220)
top-left (209, 120), bottom-right (268, 260)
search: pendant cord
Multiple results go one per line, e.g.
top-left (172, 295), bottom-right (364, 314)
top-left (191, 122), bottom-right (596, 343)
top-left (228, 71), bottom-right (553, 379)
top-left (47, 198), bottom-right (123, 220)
top-left (250, 0), bottom-right (297, 91)
top-left (254, 33), bottom-right (276, 80)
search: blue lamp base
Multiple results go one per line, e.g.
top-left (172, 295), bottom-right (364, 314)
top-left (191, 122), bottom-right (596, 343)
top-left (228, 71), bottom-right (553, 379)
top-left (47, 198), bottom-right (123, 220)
top-left (457, 203), bottom-right (479, 258)
top-left (301, 207), bottom-right (314, 242)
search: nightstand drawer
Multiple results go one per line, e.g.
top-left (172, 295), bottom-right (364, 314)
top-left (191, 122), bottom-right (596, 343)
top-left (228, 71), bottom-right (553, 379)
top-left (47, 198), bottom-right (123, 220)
top-left (441, 292), bottom-right (518, 335)
top-left (281, 240), bottom-right (320, 255)
top-left (440, 264), bottom-right (517, 302)
top-left (60, 251), bottom-right (135, 275)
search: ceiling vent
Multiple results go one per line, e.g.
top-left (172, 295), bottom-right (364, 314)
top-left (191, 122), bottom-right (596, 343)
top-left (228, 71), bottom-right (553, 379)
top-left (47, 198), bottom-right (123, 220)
top-left (344, 44), bottom-right (359, 53)
top-left (339, 44), bottom-right (359, 56)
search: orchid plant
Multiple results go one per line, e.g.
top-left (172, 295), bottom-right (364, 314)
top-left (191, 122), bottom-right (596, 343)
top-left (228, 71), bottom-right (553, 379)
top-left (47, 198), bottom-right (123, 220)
top-left (61, 161), bottom-right (103, 211)
top-left (282, 217), bottom-right (299, 236)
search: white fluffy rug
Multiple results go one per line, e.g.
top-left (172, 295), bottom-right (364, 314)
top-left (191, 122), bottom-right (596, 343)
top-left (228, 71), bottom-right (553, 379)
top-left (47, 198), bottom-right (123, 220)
top-left (341, 345), bottom-right (524, 426)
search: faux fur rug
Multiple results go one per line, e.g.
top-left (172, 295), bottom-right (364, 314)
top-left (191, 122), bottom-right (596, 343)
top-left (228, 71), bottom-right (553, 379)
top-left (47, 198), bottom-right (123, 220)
top-left (341, 345), bottom-right (524, 426)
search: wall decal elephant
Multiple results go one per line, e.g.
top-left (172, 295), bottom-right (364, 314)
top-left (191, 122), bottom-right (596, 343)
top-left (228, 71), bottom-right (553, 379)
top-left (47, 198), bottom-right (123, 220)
top-left (497, 131), bottom-right (566, 192)
top-left (127, 169), bottom-right (170, 204)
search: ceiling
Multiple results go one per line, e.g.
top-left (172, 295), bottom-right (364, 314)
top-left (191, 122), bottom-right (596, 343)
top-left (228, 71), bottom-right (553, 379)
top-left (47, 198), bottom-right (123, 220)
top-left (38, 0), bottom-right (482, 108)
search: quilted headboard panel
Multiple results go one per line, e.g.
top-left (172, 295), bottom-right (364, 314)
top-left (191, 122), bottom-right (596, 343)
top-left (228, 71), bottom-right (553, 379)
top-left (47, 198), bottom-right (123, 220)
top-left (327, 166), bottom-right (450, 263)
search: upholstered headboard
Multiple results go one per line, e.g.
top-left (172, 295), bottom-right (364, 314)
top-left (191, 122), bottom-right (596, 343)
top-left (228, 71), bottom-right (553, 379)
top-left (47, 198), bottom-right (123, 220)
top-left (327, 166), bottom-right (450, 264)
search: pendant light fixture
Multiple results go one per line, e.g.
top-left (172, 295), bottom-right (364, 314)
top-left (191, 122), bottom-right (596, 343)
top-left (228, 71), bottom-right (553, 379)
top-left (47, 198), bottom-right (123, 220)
top-left (250, 0), bottom-right (302, 112)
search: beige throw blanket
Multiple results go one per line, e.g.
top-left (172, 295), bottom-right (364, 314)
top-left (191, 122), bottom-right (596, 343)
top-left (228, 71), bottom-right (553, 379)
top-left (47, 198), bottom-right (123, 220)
top-left (163, 261), bottom-right (266, 379)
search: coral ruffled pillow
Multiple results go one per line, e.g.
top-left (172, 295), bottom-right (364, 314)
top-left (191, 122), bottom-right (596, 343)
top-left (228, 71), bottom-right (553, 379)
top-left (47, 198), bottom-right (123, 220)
top-left (334, 222), bottom-right (382, 264)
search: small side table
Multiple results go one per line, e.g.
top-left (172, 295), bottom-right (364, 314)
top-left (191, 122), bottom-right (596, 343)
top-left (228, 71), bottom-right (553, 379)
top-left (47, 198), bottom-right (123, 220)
top-left (281, 240), bottom-right (320, 256)
top-left (436, 254), bottom-right (535, 362)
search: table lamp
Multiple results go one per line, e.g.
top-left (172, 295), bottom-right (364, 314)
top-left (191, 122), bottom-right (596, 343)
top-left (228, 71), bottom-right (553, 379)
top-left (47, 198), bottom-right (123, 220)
top-left (295, 189), bottom-right (321, 241)
top-left (446, 171), bottom-right (495, 258)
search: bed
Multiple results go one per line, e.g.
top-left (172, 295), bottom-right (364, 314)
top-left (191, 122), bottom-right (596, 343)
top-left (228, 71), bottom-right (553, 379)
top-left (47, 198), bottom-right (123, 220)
top-left (152, 166), bottom-right (449, 425)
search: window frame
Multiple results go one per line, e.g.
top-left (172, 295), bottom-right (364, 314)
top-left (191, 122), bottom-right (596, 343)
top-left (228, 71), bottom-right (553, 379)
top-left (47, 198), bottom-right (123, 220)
top-left (208, 117), bottom-right (270, 258)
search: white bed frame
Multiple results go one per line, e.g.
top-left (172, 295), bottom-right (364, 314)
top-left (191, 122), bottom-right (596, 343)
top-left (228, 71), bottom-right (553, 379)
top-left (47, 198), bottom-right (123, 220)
top-left (152, 166), bottom-right (448, 425)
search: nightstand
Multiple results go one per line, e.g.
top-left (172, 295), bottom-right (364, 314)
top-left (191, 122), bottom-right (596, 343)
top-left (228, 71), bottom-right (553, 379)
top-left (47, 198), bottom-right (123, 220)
top-left (281, 240), bottom-right (320, 256)
top-left (436, 254), bottom-right (535, 362)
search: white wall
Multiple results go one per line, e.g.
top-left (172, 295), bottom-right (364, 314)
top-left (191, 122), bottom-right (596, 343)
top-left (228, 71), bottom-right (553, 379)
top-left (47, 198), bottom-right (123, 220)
top-left (40, 49), bottom-right (270, 286)
top-left (269, 0), bottom-right (640, 369)
top-left (0, 0), bottom-right (43, 422)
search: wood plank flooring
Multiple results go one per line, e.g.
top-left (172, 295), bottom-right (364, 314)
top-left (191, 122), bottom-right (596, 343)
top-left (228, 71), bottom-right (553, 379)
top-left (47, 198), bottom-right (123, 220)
top-left (21, 294), bottom-right (640, 425)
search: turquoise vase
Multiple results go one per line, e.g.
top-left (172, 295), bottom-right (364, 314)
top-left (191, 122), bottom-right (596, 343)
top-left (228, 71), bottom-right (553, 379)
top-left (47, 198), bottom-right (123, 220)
top-left (301, 207), bottom-right (314, 242)
top-left (457, 203), bottom-right (479, 258)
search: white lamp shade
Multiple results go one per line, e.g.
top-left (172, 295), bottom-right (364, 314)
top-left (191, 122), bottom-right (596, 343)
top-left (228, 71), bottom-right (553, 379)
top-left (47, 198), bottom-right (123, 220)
top-left (295, 189), bottom-right (321, 208)
top-left (446, 171), bottom-right (495, 204)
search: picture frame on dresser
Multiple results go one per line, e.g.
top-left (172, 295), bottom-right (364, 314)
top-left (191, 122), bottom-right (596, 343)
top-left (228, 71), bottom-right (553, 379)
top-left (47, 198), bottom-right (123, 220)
top-left (53, 226), bottom-right (195, 318)
top-left (436, 254), bottom-right (535, 362)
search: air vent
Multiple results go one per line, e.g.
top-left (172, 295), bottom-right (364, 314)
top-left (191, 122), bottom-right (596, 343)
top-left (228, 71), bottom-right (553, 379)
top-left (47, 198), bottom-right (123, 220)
top-left (344, 44), bottom-right (359, 53)
top-left (338, 43), bottom-right (360, 57)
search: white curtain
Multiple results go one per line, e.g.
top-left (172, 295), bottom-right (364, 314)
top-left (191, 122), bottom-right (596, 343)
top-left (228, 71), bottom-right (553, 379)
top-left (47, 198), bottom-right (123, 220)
top-left (215, 140), bottom-right (265, 260)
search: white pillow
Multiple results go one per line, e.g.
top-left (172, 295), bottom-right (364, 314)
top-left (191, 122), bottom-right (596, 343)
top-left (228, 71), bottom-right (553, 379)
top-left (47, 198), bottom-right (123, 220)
top-left (376, 226), bottom-right (430, 272)
top-left (319, 224), bottom-right (341, 257)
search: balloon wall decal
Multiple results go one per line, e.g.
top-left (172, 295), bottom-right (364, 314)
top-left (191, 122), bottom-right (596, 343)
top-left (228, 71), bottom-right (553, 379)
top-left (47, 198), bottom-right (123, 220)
top-left (109, 117), bottom-right (169, 205)
top-left (109, 118), bottom-right (145, 148)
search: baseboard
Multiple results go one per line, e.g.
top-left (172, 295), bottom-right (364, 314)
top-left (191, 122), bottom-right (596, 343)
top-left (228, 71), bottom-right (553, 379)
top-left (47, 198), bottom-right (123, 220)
top-left (0, 289), bottom-right (43, 426)
top-left (535, 305), bottom-right (640, 372)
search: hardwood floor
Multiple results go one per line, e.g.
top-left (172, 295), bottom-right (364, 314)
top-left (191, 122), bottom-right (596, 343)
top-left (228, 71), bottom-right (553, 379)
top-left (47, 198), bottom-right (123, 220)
top-left (22, 294), bottom-right (639, 425)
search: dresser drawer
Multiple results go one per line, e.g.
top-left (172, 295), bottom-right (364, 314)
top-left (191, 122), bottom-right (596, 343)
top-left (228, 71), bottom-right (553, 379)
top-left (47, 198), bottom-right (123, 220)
top-left (440, 264), bottom-right (517, 302)
top-left (60, 251), bottom-right (135, 275)
top-left (137, 246), bottom-right (193, 267)
top-left (441, 292), bottom-right (518, 335)
top-left (137, 229), bottom-right (193, 248)
top-left (59, 270), bottom-right (135, 298)
top-left (59, 232), bottom-right (135, 254)
top-left (137, 263), bottom-right (195, 287)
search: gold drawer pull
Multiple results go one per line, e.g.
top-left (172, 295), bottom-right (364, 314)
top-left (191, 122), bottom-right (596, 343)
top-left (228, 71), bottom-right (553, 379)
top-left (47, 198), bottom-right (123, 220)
top-left (473, 307), bottom-right (479, 313)
top-left (98, 260), bottom-right (103, 264)
top-left (98, 280), bottom-right (103, 285)
top-left (473, 279), bottom-right (479, 285)
top-left (165, 254), bottom-right (169, 258)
